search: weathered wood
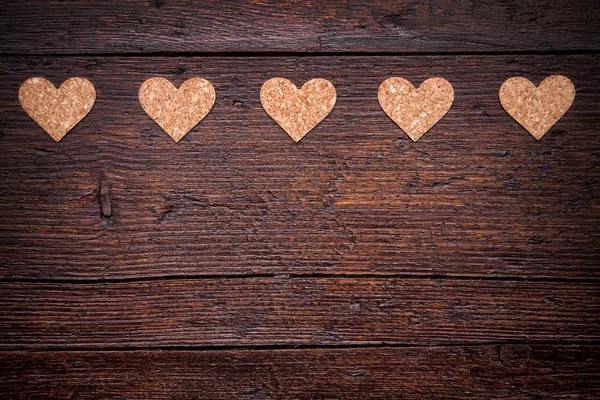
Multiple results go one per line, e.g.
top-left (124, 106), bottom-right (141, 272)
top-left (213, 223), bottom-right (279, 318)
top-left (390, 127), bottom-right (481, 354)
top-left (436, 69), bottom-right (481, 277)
top-left (1, 1), bottom-right (600, 54)
top-left (1, 1), bottom-right (598, 397)
top-left (0, 55), bottom-right (598, 280)
top-left (0, 345), bottom-right (598, 399)
top-left (1, 278), bottom-right (598, 348)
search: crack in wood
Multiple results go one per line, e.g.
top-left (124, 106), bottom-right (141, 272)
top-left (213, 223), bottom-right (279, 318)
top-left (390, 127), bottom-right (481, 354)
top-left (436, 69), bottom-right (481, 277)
top-left (99, 180), bottom-right (112, 219)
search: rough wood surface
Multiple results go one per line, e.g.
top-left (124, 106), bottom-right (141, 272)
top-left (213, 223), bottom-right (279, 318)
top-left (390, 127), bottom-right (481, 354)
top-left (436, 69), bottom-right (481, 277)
top-left (1, 278), bottom-right (598, 349)
top-left (1, 0), bottom-right (600, 54)
top-left (0, 55), bottom-right (598, 280)
top-left (1, 1), bottom-right (599, 395)
top-left (0, 345), bottom-right (598, 399)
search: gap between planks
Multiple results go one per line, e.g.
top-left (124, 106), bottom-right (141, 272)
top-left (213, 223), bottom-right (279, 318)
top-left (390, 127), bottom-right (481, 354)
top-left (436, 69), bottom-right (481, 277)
top-left (2, 341), bottom-right (600, 353)
top-left (1, 49), bottom-right (599, 59)
top-left (1, 273), bottom-right (599, 285)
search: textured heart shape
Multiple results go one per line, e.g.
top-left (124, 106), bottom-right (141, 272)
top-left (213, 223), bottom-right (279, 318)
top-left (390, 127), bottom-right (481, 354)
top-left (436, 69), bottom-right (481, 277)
top-left (18, 77), bottom-right (96, 142)
top-left (499, 75), bottom-right (575, 140)
top-left (379, 77), bottom-right (454, 142)
top-left (260, 78), bottom-right (336, 142)
top-left (139, 77), bottom-right (216, 142)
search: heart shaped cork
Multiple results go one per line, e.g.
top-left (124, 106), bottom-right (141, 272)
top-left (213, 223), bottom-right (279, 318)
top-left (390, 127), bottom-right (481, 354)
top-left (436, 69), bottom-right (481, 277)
top-left (18, 77), bottom-right (96, 142)
top-left (139, 77), bottom-right (216, 142)
top-left (499, 75), bottom-right (575, 140)
top-left (260, 78), bottom-right (336, 142)
top-left (379, 77), bottom-right (454, 142)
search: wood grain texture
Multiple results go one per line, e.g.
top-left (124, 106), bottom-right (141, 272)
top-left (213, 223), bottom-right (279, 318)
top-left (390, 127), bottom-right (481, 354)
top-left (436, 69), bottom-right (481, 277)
top-left (1, 278), bottom-right (598, 349)
top-left (1, 0), bottom-right (600, 54)
top-left (1, 0), bottom-right (599, 397)
top-left (0, 345), bottom-right (598, 399)
top-left (0, 55), bottom-right (598, 280)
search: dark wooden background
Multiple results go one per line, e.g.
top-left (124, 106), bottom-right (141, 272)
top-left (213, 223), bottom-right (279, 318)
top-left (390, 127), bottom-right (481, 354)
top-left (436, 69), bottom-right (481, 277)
top-left (0, 1), bottom-right (599, 398)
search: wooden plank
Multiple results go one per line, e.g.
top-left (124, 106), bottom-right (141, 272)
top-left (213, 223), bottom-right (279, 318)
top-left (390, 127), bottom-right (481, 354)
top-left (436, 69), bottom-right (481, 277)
top-left (0, 55), bottom-right (599, 280)
top-left (0, 345), bottom-right (598, 398)
top-left (0, 278), bottom-right (598, 348)
top-left (1, 1), bottom-right (600, 54)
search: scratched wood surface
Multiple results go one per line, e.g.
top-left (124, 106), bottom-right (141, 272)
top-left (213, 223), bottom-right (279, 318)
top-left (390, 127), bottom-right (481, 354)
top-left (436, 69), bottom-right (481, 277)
top-left (0, 1), bottom-right (599, 398)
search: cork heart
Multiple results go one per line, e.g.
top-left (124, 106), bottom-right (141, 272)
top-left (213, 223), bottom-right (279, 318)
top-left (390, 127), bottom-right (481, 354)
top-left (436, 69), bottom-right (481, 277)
top-left (18, 77), bottom-right (96, 142)
top-left (379, 77), bottom-right (454, 142)
top-left (260, 78), bottom-right (336, 142)
top-left (499, 75), bottom-right (575, 140)
top-left (139, 77), bottom-right (216, 142)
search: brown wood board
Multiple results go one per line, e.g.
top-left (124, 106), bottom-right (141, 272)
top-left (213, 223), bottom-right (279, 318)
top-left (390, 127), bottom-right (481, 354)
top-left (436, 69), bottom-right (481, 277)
top-left (0, 55), bottom-right (598, 280)
top-left (1, 278), bottom-right (598, 349)
top-left (1, 1), bottom-right (600, 54)
top-left (0, 345), bottom-right (598, 399)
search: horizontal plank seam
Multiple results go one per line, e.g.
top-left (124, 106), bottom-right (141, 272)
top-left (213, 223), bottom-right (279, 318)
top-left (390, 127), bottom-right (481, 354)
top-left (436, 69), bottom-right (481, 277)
top-left (1, 50), bottom-right (600, 58)
top-left (2, 341), bottom-right (600, 353)
top-left (1, 273), bottom-right (599, 285)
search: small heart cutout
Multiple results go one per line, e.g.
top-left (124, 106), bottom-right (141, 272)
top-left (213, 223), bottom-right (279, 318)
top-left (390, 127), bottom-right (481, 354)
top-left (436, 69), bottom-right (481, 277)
top-left (139, 77), bottom-right (216, 142)
top-left (18, 77), bottom-right (96, 142)
top-left (379, 77), bottom-right (454, 142)
top-left (260, 78), bottom-right (336, 142)
top-left (499, 75), bottom-right (575, 140)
